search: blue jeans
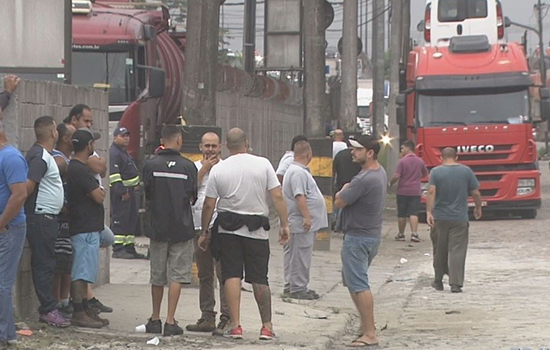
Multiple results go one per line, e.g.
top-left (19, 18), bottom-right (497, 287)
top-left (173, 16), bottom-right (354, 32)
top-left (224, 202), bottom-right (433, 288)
top-left (71, 232), bottom-right (100, 284)
top-left (0, 223), bottom-right (26, 342)
top-left (341, 234), bottom-right (380, 293)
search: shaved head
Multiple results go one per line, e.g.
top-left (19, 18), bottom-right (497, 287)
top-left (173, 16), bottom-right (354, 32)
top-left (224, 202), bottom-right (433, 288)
top-left (293, 140), bottom-right (311, 157)
top-left (333, 129), bottom-right (344, 141)
top-left (441, 147), bottom-right (457, 160)
top-left (226, 128), bottom-right (247, 151)
top-left (201, 131), bottom-right (220, 144)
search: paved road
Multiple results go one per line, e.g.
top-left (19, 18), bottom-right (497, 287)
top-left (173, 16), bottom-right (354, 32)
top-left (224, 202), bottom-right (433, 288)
top-left (15, 163), bottom-right (550, 350)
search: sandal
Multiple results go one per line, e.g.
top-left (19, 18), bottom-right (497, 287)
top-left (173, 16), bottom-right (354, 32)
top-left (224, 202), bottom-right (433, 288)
top-left (394, 233), bottom-right (405, 241)
top-left (411, 233), bottom-right (421, 242)
top-left (347, 338), bottom-right (379, 347)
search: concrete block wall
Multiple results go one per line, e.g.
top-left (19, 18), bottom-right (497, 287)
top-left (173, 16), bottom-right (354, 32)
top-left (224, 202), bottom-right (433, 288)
top-left (2, 80), bottom-right (110, 320)
top-left (216, 92), bottom-right (304, 164)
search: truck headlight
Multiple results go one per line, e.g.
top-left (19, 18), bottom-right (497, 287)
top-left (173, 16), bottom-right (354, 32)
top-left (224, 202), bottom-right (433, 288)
top-left (517, 178), bottom-right (535, 196)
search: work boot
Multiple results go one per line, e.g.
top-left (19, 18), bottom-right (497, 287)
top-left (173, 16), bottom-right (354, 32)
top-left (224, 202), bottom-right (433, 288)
top-left (186, 318), bottom-right (216, 332)
top-left (125, 244), bottom-right (147, 259)
top-left (431, 280), bottom-right (444, 291)
top-left (212, 316), bottom-right (231, 336)
top-left (71, 311), bottom-right (103, 328)
top-left (450, 285), bottom-right (463, 293)
top-left (88, 297), bottom-right (113, 313)
top-left (145, 318), bottom-right (162, 334)
top-left (112, 250), bottom-right (135, 259)
top-left (289, 290), bottom-right (316, 300)
top-left (86, 308), bottom-right (109, 326)
top-left (164, 320), bottom-right (184, 336)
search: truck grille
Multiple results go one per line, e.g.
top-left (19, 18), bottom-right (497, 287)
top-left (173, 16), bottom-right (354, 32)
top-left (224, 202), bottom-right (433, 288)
top-left (475, 174), bottom-right (503, 182)
top-left (451, 145), bottom-right (514, 162)
top-left (480, 189), bottom-right (498, 197)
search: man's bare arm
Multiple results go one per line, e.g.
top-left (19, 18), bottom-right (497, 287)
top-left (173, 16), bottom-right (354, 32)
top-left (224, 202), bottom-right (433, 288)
top-left (390, 174), bottom-right (400, 186)
top-left (201, 196), bottom-right (217, 233)
top-left (470, 189), bottom-right (482, 219)
top-left (334, 183), bottom-right (350, 208)
top-left (426, 185), bottom-right (436, 226)
top-left (88, 156), bottom-right (107, 178)
top-left (269, 186), bottom-right (289, 228)
top-left (89, 187), bottom-right (106, 204)
top-left (0, 183), bottom-right (27, 230)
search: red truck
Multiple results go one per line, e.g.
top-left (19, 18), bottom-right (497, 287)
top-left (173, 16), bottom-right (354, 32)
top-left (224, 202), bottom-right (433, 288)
top-left (397, 35), bottom-right (550, 219)
top-left (72, 0), bottom-right (182, 159)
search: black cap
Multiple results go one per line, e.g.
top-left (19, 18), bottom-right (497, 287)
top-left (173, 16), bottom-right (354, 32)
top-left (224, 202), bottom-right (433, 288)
top-left (72, 128), bottom-right (100, 149)
top-left (113, 127), bottom-right (130, 137)
top-left (348, 134), bottom-right (381, 155)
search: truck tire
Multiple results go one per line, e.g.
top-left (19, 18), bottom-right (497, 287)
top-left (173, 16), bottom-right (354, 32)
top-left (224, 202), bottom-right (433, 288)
top-left (520, 209), bottom-right (537, 219)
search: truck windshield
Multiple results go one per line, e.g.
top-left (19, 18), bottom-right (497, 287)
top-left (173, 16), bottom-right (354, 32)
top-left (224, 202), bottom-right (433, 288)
top-left (417, 88), bottom-right (529, 127)
top-left (438, 0), bottom-right (487, 22)
top-left (72, 51), bottom-right (136, 104)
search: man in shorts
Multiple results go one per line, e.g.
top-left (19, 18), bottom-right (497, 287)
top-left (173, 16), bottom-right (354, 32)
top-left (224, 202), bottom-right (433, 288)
top-left (66, 129), bottom-right (108, 328)
top-left (198, 128), bottom-right (290, 341)
top-left (142, 125), bottom-right (197, 336)
top-left (390, 140), bottom-right (428, 242)
top-left (335, 135), bottom-right (386, 347)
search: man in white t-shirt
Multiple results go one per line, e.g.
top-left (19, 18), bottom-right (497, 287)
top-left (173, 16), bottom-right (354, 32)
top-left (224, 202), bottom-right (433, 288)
top-left (186, 132), bottom-right (230, 335)
top-left (198, 128), bottom-right (290, 341)
top-left (332, 129), bottom-right (347, 158)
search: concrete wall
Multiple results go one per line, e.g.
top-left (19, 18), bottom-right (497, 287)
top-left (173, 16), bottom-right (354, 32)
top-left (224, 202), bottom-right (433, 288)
top-left (2, 80), bottom-right (110, 320)
top-left (216, 92), bottom-right (304, 165)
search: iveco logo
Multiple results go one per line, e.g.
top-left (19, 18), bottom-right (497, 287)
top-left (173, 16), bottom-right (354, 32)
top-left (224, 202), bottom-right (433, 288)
top-left (456, 145), bottom-right (495, 153)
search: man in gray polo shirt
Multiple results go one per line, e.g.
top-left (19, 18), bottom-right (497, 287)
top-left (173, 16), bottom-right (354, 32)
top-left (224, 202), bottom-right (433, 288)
top-left (282, 141), bottom-right (327, 300)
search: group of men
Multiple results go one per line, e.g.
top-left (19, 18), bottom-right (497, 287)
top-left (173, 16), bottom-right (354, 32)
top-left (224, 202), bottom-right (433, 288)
top-left (0, 73), bottom-right (483, 347)
top-left (0, 75), bottom-right (116, 348)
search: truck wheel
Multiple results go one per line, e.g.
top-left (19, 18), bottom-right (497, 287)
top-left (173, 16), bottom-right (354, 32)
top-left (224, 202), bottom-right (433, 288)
top-left (520, 209), bottom-right (537, 219)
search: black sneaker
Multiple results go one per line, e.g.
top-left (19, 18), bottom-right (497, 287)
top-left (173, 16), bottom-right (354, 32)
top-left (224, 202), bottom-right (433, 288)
top-left (431, 280), bottom-right (444, 291)
top-left (212, 316), bottom-right (230, 336)
top-left (88, 298), bottom-right (113, 313)
top-left (306, 289), bottom-right (320, 299)
top-left (164, 320), bottom-right (184, 336)
top-left (112, 250), bottom-right (135, 259)
top-left (125, 245), bottom-right (147, 259)
top-left (289, 290), bottom-right (316, 300)
top-left (145, 318), bottom-right (162, 334)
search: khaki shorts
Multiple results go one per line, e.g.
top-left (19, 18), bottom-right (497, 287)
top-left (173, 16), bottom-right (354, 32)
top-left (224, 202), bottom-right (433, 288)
top-left (149, 239), bottom-right (194, 286)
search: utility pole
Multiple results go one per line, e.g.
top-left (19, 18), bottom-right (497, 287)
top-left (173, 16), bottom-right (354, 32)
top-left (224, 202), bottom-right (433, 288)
top-left (372, 0), bottom-right (386, 136)
top-left (243, 0), bottom-right (256, 74)
top-left (536, 0), bottom-right (548, 153)
top-left (387, 0), bottom-right (403, 177)
top-left (181, 0), bottom-right (221, 126)
top-left (339, 0), bottom-right (358, 132)
top-left (364, 0), bottom-right (369, 59)
top-left (304, 0), bottom-right (326, 137)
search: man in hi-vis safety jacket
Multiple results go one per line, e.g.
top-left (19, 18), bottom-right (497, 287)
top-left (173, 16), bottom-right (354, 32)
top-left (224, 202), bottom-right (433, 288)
top-left (109, 127), bottom-right (145, 259)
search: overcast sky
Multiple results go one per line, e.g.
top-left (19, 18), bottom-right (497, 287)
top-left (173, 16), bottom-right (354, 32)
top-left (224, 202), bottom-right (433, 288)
top-left (221, 0), bottom-right (547, 56)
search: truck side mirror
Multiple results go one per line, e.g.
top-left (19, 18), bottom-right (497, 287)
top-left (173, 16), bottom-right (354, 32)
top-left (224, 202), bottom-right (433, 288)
top-left (396, 93), bottom-right (406, 106)
top-left (504, 17), bottom-right (512, 28)
top-left (397, 106), bottom-right (406, 126)
top-left (149, 68), bottom-right (165, 99)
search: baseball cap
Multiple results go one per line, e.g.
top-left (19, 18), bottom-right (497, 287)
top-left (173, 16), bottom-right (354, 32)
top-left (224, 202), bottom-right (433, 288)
top-left (349, 134), bottom-right (381, 155)
top-left (72, 128), bottom-right (100, 148)
top-left (113, 127), bottom-right (130, 137)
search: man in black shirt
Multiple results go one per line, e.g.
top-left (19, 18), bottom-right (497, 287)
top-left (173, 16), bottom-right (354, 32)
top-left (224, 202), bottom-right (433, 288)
top-left (332, 139), bottom-right (362, 231)
top-left (66, 129), bottom-right (108, 328)
top-left (141, 125), bottom-right (197, 336)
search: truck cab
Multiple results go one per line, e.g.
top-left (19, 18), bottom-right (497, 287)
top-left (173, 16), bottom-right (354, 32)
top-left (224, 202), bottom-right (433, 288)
top-left (399, 36), bottom-right (550, 219)
top-left (421, 0), bottom-right (505, 47)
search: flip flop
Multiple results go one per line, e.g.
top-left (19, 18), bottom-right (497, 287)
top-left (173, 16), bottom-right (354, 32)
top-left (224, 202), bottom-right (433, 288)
top-left (347, 339), bottom-right (379, 347)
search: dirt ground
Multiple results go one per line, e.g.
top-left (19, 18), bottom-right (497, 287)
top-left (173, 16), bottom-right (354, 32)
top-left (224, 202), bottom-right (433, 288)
top-left (12, 162), bottom-right (550, 350)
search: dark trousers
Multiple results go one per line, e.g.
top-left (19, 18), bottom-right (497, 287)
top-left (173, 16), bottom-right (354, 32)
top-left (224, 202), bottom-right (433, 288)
top-left (430, 220), bottom-right (469, 287)
top-left (26, 213), bottom-right (59, 315)
top-left (111, 188), bottom-right (139, 251)
top-left (193, 234), bottom-right (229, 321)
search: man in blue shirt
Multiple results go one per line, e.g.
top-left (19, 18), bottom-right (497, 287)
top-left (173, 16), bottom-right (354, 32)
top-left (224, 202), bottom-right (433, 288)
top-left (0, 75), bottom-right (29, 348)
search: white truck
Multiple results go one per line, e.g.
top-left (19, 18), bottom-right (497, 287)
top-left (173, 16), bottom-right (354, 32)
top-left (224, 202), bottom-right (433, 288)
top-left (420, 0), bottom-right (505, 47)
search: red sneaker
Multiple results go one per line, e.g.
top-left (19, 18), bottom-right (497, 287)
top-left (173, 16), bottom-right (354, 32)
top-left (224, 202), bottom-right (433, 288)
top-left (259, 326), bottom-right (276, 340)
top-left (224, 325), bottom-right (243, 339)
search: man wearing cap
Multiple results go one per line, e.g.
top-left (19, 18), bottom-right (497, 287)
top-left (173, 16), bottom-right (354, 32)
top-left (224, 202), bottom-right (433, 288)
top-left (67, 129), bottom-right (109, 328)
top-left (109, 127), bottom-right (144, 259)
top-left (335, 135), bottom-right (387, 347)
